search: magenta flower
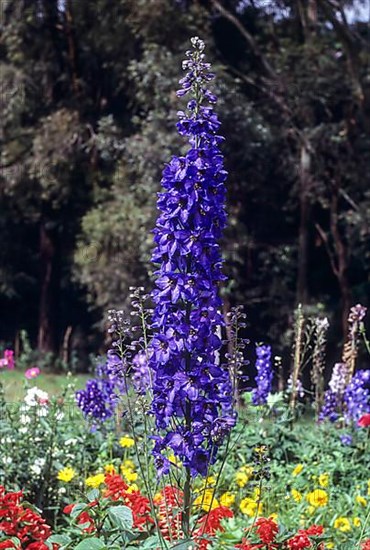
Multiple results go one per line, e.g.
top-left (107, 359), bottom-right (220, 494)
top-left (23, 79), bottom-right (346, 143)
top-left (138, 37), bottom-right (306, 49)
top-left (0, 349), bottom-right (15, 369)
top-left (25, 367), bottom-right (41, 380)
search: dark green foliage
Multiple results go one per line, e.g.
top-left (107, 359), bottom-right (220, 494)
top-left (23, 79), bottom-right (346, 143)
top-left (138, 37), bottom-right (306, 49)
top-left (0, 0), bottom-right (369, 364)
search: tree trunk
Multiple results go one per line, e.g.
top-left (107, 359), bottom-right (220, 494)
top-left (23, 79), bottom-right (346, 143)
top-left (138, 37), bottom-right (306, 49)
top-left (296, 141), bottom-right (311, 305)
top-left (330, 185), bottom-right (352, 337)
top-left (38, 220), bottom-right (59, 354)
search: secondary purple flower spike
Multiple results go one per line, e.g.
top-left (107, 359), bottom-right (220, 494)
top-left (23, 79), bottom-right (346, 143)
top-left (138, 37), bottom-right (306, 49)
top-left (149, 37), bottom-right (235, 476)
top-left (252, 344), bottom-right (273, 405)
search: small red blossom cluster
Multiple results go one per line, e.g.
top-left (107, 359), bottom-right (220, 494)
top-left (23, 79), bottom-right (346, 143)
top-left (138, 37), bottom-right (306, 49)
top-left (194, 505), bottom-right (234, 550)
top-left (64, 472), bottom-right (153, 531)
top-left (0, 486), bottom-right (55, 550)
top-left (361, 541), bottom-right (370, 550)
top-left (358, 414), bottom-right (370, 428)
top-left (235, 518), bottom-right (324, 549)
top-left (155, 485), bottom-right (183, 541)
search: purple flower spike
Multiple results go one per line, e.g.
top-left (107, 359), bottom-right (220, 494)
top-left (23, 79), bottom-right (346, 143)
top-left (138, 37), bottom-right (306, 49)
top-left (252, 344), bottom-right (273, 405)
top-left (149, 37), bottom-right (235, 476)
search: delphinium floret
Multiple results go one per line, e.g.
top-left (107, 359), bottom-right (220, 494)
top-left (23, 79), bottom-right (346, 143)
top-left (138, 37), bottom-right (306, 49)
top-left (344, 369), bottom-right (370, 423)
top-left (149, 36), bottom-right (236, 478)
top-left (76, 309), bottom-right (132, 423)
top-left (252, 344), bottom-right (273, 405)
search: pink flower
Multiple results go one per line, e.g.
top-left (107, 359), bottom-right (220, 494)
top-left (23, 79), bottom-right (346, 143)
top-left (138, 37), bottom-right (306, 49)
top-left (358, 414), bottom-right (370, 428)
top-left (0, 350), bottom-right (15, 370)
top-left (25, 367), bottom-right (41, 380)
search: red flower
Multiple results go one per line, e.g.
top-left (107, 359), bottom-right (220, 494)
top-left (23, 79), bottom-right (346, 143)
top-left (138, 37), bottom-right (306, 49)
top-left (302, 525), bottom-right (324, 537)
top-left (255, 517), bottom-right (279, 544)
top-left (62, 504), bottom-right (75, 515)
top-left (155, 485), bottom-right (183, 541)
top-left (0, 486), bottom-right (53, 547)
top-left (0, 542), bottom-right (17, 549)
top-left (361, 541), bottom-right (370, 550)
top-left (194, 506), bottom-right (234, 549)
top-left (358, 414), bottom-right (370, 428)
top-left (287, 533), bottom-right (312, 549)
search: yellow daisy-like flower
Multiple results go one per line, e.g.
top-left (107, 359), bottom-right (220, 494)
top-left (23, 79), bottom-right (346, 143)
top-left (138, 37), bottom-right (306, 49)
top-left (356, 495), bottom-right (367, 506)
top-left (193, 489), bottom-right (219, 512)
top-left (220, 492), bottom-right (235, 507)
top-left (292, 464), bottom-right (303, 477)
top-left (306, 489), bottom-right (328, 508)
top-left (57, 466), bottom-right (76, 483)
top-left (269, 513), bottom-right (278, 522)
top-left (353, 517), bottom-right (361, 527)
top-left (126, 483), bottom-right (139, 494)
top-left (120, 466), bottom-right (138, 483)
top-left (235, 466), bottom-right (253, 488)
top-left (240, 497), bottom-right (263, 517)
top-left (318, 473), bottom-right (329, 487)
top-left (291, 489), bottom-right (302, 502)
top-left (119, 435), bottom-right (135, 448)
top-left (85, 473), bottom-right (105, 488)
top-left (333, 517), bottom-right (351, 532)
top-left (104, 464), bottom-right (116, 474)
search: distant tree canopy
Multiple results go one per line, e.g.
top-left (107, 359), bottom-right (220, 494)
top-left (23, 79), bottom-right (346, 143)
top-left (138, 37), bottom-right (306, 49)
top-left (0, 0), bottom-right (369, 365)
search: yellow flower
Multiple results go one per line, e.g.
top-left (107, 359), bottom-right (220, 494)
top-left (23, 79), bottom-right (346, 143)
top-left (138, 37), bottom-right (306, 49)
top-left (306, 489), bottom-right (328, 507)
top-left (367, 480), bottom-right (370, 496)
top-left (356, 495), bottom-right (367, 506)
top-left (119, 435), bottom-right (135, 448)
top-left (120, 465), bottom-right (138, 483)
top-left (220, 492), bottom-right (235, 507)
top-left (253, 487), bottom-right (261, 500)
top-left (326, 543), bottom-right (335, 549)
top-left (353, 517), bottom-right (361, 527)
top-left (123, 459), bottom-right (135, 470)
top-left (104, 464), bottom-right (116, 474)
top-left (57, 466), bottom-right (76, 483)
top-left (126, 483), bottom-right (139, 493)
top-left (193, 489), bottom-right (219, 512)
top-left (85, 473), bottom-right (105, 488)
top-left (235, 466), bottom-right (253, 488)
top-left (168, 454), bottom-right (182, 467)
top-left (240, 497), bottom-right (263, 517)
top-left (269, 513), bottom-right (278, 522)
top-left (292, 464), bottom-right (303, 477)
top-left (291, 489), bottom-right (302, 502)
top-left (333, 517), bottom-right (351, 532)
top-left (318, 473), bottom-right (329, 487)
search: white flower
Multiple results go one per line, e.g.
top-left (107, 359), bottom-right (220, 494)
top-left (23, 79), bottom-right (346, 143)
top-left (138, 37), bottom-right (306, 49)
top-left (65, 438), bottom-right (78, 446)
top-left (24, 387), bottom-right (49, 407)
top-left (2, 456), bottom-right (12, 465)
top-left (20, 414), bottom-right (31, 424)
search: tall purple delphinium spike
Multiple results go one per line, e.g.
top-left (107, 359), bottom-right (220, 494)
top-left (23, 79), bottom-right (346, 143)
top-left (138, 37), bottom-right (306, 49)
top-left (149, 37), bottom-right (235, 478)
top-left (252, 344), bottom-right (273, 405)
top-left (319, 362), bottom-right (348, 422)
top-left (344, 369), bottom-right (370, 423)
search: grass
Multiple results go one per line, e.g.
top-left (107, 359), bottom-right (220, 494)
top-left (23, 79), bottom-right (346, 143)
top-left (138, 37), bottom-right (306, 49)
top-left (0, 369), bottom-right (90, 402)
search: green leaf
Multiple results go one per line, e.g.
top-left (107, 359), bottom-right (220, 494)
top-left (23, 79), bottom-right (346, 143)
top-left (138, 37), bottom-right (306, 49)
top-left (108, 505), bottom-right (133, 531)
top-left (74, 538), bottom-right (107, 550)
top-left (87, 488), bottom-right (100, 502)
top-left (170, 541), bottom-right (195, 549)
top-left (70, 503), bottom-right (88, 519)
top-left (47, 534), bottom-right (72, 545)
